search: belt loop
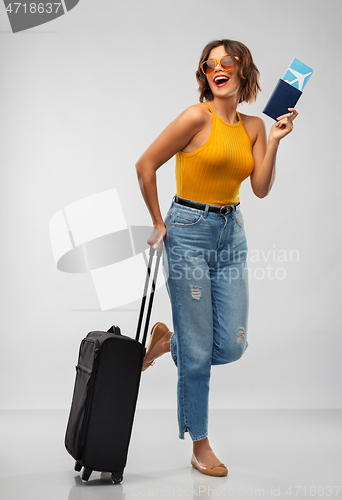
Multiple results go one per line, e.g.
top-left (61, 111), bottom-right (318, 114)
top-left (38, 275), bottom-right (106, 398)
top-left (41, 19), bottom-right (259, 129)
top-left (204, 204), bottom-right (209, 218)
top-left (172, 194), bottom-right (176, 204)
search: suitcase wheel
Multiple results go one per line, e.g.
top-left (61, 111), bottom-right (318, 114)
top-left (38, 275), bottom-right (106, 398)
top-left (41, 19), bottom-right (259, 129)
top-left (111, 472), bottom-right (123, 484)
top-left (74, 461), bottom-right (82, 472)
top-left (81, 467), bottom-right (92, 481)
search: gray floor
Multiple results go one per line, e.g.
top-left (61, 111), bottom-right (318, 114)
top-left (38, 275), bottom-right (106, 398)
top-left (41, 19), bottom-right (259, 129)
top-left (0, 409), bottom-right (341, 500)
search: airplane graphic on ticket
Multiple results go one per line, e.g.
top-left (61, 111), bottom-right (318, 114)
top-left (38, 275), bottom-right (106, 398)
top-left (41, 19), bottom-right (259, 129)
top-left (283, 58), bottom-right (313, 91)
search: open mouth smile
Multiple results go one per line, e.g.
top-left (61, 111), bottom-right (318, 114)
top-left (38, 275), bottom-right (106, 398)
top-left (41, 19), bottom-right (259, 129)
top-left (213, 75), bottom-right (230, 87)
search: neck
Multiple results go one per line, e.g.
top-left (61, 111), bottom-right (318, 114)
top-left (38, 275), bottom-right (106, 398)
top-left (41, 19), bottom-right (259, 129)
top-left (211, 93), bottom-right (240, 124)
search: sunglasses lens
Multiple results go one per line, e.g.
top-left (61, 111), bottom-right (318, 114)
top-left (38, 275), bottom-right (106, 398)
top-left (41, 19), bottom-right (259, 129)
top-left (202, 57), bottom-right (236, 75)
top-left (220, 57), bottom-right (235, 71)
top-left (202, 60), bottom-right (215, 75)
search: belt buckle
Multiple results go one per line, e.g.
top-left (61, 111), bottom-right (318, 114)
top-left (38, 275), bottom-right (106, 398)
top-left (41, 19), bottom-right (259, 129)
top-left (220, 206), bottom-right (230, 215)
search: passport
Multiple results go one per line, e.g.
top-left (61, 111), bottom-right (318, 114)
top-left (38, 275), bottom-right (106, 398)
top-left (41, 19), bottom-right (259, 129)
top-left (263, 58), bottom-right (313, 120)
top-left (263, 79), bottom-right (302, 121)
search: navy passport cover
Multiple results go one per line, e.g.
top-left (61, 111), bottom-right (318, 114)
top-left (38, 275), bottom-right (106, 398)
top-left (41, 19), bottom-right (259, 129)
top-left (263, 79), bottom-right (302, 120)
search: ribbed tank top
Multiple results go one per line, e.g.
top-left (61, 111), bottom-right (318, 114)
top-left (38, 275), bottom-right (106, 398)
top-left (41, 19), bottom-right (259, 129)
top-left (175, 102), bottom-right (254, 206)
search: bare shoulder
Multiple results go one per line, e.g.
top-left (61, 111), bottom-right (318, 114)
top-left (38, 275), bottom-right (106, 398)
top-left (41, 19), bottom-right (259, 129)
top-left (239, 112), bottom-right (265, 130)
top-left (177, 103), bottom-right (209, 127)
top-left (238, 112), bottom-right (266, 144)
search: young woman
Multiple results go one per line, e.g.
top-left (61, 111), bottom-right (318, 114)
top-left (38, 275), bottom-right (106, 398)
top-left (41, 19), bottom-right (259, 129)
top-left (136, 39), bottom-right (298, 477)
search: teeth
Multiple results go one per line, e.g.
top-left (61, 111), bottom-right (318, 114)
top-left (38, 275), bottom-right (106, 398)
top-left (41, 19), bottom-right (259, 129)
top-left (214, 76), bottom-right (229, 84)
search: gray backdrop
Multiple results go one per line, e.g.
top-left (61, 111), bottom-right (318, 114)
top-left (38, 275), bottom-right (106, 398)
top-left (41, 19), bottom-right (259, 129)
top-left (0, 0), bottom-right (341, 410)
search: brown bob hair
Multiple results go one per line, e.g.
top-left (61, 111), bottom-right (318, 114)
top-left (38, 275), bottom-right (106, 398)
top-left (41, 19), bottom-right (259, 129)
top-left (196, 39), bottom-right (261, 104)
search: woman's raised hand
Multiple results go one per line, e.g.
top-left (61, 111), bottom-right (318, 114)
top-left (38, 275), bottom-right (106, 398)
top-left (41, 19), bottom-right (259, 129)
top-left (270, 108), bottom-right (298, 143)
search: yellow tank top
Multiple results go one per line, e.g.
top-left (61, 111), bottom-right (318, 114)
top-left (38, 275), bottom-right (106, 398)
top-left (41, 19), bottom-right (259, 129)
top-left (175, 102), bottom-right (254, 206)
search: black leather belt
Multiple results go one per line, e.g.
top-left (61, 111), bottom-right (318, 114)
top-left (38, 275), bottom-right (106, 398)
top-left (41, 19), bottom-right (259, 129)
top-left (175, 196), bottom-right (240, 215)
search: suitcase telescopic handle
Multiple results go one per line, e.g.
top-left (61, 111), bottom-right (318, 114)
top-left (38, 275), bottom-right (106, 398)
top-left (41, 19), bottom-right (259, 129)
top-left (135, 243), bottom-right (163, 348)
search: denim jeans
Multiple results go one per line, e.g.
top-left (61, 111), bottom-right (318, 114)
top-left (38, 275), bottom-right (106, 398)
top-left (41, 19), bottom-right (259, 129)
top-left (163, 196), bottom-right (249, 441)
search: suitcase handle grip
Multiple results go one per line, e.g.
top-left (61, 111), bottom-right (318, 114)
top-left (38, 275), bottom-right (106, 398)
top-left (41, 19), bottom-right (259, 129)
top-left (107, 325), bottom-right (121, 336)
top-left (147, 227), bottom-right (164, 250)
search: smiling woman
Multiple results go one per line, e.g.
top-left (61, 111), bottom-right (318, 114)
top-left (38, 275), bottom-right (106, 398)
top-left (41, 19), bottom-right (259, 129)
top-left (196, 39), bottom-right (261, 104)
top-left (135, 38), bottom-right (298, 478)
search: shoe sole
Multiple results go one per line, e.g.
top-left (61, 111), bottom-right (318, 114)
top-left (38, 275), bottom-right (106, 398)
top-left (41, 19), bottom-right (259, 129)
top-left (142, 322), bottom-right (170, 371)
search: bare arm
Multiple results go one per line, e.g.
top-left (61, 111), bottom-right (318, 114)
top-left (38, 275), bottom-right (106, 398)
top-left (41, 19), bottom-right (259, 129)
top-left (250, 108), bottom-right (298, 198)
top-left (135, 105), bottom-right (206, 232)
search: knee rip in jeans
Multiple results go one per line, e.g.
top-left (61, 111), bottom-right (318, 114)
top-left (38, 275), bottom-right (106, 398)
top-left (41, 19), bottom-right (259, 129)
top-left (237, 328), bottom-right (245, 345)
top-left (190, 286), bottom-right (201, 300)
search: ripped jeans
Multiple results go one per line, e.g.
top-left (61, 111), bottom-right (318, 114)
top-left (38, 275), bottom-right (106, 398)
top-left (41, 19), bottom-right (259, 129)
top-left (163, 196), bottom-right (249, 441)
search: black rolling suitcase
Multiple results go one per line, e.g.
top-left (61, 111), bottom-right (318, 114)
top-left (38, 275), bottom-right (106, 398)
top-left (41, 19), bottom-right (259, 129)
top-left (65, 244), bottom-right (162, 484)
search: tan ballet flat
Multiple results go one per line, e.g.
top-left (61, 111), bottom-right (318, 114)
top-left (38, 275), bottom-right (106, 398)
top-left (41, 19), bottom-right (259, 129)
top-left (191, 453), bottom-right (228, 477)
top-left (141, 322), bottom-right (171, 372)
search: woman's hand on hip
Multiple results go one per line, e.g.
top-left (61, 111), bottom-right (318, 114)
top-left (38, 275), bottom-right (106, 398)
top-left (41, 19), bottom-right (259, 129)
top-left (147, 223), bottom-right (167, 250)
top-left (269, 108), bottom-right (298, 143)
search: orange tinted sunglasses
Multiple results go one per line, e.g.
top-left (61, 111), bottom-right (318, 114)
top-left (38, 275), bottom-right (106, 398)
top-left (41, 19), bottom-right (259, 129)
top-left (200, 55), bottom-right (240, 75)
